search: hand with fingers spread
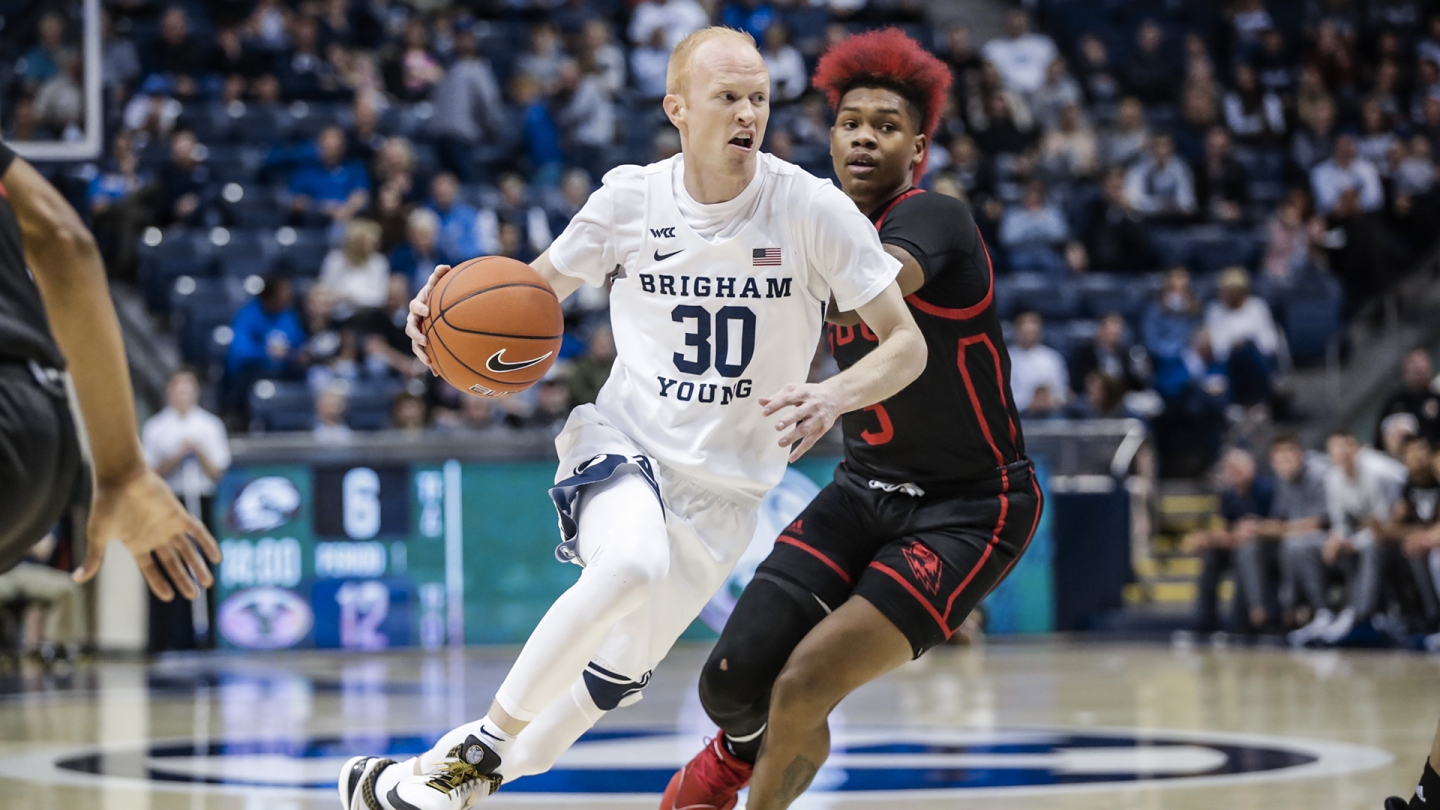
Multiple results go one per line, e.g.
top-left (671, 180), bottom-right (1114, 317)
top-left (76, 468), bottom-right (222, 601)
top-left (406, 263), bottom-right (455, 373)
top-left (761, 383), bottom-right (845, 463)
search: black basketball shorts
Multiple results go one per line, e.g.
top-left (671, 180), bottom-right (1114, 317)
top-left (754, 460), bottom-right (1042, 658)
top-left (0, 361), bottom-right (82, 573)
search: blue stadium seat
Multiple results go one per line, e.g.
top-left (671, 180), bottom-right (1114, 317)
top-left (995, 273), bottom-right (1081, 321)
top-left (1075, 273), bottom-right (1150, 320)
top-left (249, 380), bottom-right (315, 433)
top-left (346, 379), bottom-right (404, 430)
top-left (1189, 229), bottom-right (1257, 274)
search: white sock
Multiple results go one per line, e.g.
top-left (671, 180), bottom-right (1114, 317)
top-left (503, 677), bottom-right (608, 780)
top-left (422, 716), bottom-right (519, 773)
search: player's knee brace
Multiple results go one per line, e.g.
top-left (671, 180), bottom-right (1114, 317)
top-left (699, 576), bottom-right (827, 732)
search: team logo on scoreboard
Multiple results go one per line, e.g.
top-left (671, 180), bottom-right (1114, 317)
top-left (227, 476), bottom-right (302, 532)
top-left (215, 587), bottom-right (314, 649)
top-left (24, 726), bottom-right (1390, 800)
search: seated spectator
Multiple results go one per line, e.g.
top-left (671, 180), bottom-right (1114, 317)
top-left (1039, 103), bottom-right (1099, 181)
top-left (1223, 63), bottom-right (1286, 143)
top-left (21, 12), bottom-right (65, 88)
top-left (1125, 134), bottom-right (1197, 219)
top-left (144, 6), bottom-right (204, 97)
top-left (1174, 81), bottom-right (1223, 164)
top-left (436, 391), bottom-right (502, 431)
top-left (999, 181), bottom-right (1069, 274)
top-left (631, 28), bottom-right (673, 99)
top-left (1289, 431), bottom-right (1398, 645)
top-left (1152, 329), bottom-right (1231, 476)
top-left (943, 24), bottom-right (982, 80)
top-left (1008, 312), bottom-right (1070, 411)
top-left (982, 10), bottom-right (1057, 95)
top-left (1192, 127), bottom-right (1248, 224)
top-left (546, 169), bottom-right (594, 237)
top-left (1379, 348), bottom-right (1440, 446)
top-left (121, 75), bottom-right (180, 137)
top-left (427, 172), bottom-right (485, 261)
top-left (207, 24), bottom-right (272, 96)
top-left (314, 384), bottom-right (352, 442)
top-left (569, 326), bottom-right (617, 406)
top-left (1085, 168), bottom-right (1153, 271)
top-left (1203, 268), bottom-right (1279, 406)
top-left (942, 136), bottom-right (994, 201)
top-left (278, 15), bottom-right (345, 101)
top-left (971, 91), bottom-right (1037, 156)
top-left (142, 368), bottom-right (231, 514)
top-left (1291, 96), bottom-right (1339, 174)
top-left (384, 19), bottom-right (443, 102)
top-left (88, 132), bottom-right (150, 279)
top-left (1261, 191), bottom-right (1324, 282)
top-left (1070, 313), bottom-right (1150, 394)
top-left (1254, 435), bottom-right (1330, 633)
top-left (289, 126), bottom-right (370, 225)
top-left (628, 0), bottom-right (710, 51)
top-left (480, 174), bottom-right (554, 260)
top-left (1065, 372), bottom-right (1135, 419)
top-left (34, 52), bottom-right (82, 137)
top-left (0, 531), bottom-right (84, 659)
top-left (430, 28), bottom-right (504, 183)
top-left (1357, 96), bottom-right (1397, 166)
top-left (1311, 134), bottom-right (1384, 215)
top-left (722, 0), bottom-right (775, 42)
top-left (155, 129), bottom-right (209, 228)
top-left (1074, 34), bottom-right (1122, 107)
top-left (1124, 20), bottom-right (1180, 104)
top-left (527, 376), bottom-right (574, 430)
top-left (553, 59), bottom-right (616, 182)
top-left (320, 219), bottom-right (390, 314)
top-left (1184, 447), bottom-right (1278, 633)
top-left (1022, 385), bottom-right (1068, 420)
top-left (391, 209), bottom-right (453, 294)
top-left (1101, 97), bottom-right (1150, 168)
top-left (391, 391), bottom-right (429, 431)
top-left (516, 22), bottom-right (566, 90)
top-left (357, 275), bottom-right (425, 380)
top-left (1144, 268), bottom-right (1204, 361)
top-left (762, 24), bottom-right (806, 102)
top-left (582, 20), bottom-right (627, 96)
top-left (1032, 58), bottom-right (1084, 131)
top-left (223, 276), bottom-right (306, 413)
top-left (511, 73), bottom-right (565, 187)
top-left (1380, 436), bottom-right (1440, 631)
top-left (1253, 28), bottom-right (1295, 94)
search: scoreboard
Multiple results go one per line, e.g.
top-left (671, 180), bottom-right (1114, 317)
top-left (211, 455), bottom-right (1056, 651)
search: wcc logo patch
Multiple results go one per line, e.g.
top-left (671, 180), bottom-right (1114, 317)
top-left (902, 542), bottom-right (944, 595)
top-left (650, 227), bottom-right (676, 238)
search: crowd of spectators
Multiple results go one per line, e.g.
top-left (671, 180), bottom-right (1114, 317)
top-left (1190, 347), bottom-right (1440, 650)
top-left (3, 0), bottom-right (1438, 455)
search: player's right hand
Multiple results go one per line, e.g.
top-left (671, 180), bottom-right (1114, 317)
top-left (77, 468), bottom-right (222, 602)
top-left (406, 263), bottom-right (454, 373)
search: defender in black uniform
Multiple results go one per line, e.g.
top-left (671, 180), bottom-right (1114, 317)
top-left (662, 30), bottom-right (1042, 810)
top-left (0, 142), bottom-right (219, 600)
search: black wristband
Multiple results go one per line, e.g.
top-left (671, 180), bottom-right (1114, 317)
top-left (0, 141), bottom-right (15, 178)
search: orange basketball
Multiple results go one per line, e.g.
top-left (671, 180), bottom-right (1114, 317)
top-left (424, 256), bottom-right (564, 398)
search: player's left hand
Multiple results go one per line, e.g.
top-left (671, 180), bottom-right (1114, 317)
top-left (76, 468), bottom-right (222, 602)
top-left (761, 383), bottom-right (842, 462)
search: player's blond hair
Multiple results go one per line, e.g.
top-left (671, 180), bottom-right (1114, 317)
top-left (666, 26), bottom-right (759, 97)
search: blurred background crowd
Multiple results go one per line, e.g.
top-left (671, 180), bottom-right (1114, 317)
top-left (7, 0), bottom-right (1440, 651)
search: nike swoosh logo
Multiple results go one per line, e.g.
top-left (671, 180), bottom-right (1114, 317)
top-left (485, 349), bottom-right (553, 373)
top-left (653, 249), bottom-right (684, 261)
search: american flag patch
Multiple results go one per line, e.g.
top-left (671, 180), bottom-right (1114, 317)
top-left (753, 247), bottom-right (782, 266)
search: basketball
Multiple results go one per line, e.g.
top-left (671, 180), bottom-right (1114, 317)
top-left (424, 256), bottom-right (563, 398)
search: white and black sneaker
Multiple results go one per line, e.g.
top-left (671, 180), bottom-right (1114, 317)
top-left (339, 756), bottom-right (398, 810)
top-left (388, 735), bottom-right (503, 810)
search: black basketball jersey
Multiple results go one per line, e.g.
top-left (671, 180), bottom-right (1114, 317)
top-left (0, 145), bottom-right (64, 368)
top-left (828, 189), bottom-right (1025, 489)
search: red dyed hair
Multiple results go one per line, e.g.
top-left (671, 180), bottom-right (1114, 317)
top-left (812, 28), bottom-right (953, 182)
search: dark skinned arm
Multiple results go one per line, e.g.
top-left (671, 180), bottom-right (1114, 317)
top-left (827, 243), bottom-right (923, 325)
top-left (3, 155), bottom-right (220, 601)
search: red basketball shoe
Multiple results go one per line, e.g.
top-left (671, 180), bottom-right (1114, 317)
top-left (659, 736), bottom-right (754, 810)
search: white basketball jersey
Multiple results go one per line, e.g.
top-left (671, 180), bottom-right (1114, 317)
top-left (548, 153), bottom-right (900, 496)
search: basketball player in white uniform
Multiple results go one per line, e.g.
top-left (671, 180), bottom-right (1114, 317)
top-left (338, 27), bottom-right (926, 810)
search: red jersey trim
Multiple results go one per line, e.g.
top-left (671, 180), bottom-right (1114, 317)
top-left (904, 227), bottom-right (996, 321)
top-left (776, 535), bottom-right (853, 585)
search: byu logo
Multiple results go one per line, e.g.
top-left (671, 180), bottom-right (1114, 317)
top-left (650, 227), bottom-right (676, 239)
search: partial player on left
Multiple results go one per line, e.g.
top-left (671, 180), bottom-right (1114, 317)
top-left (0, 140), bottom-right (221, 601)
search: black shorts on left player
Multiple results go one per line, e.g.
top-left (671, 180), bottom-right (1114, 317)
top-left (0, 361), bottom-right (83, 572)
top-left (699, 460), bottom-right (1041, 756)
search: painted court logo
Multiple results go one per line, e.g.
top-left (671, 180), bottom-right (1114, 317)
top-left (9, 726), bottom-right (1391, 802)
